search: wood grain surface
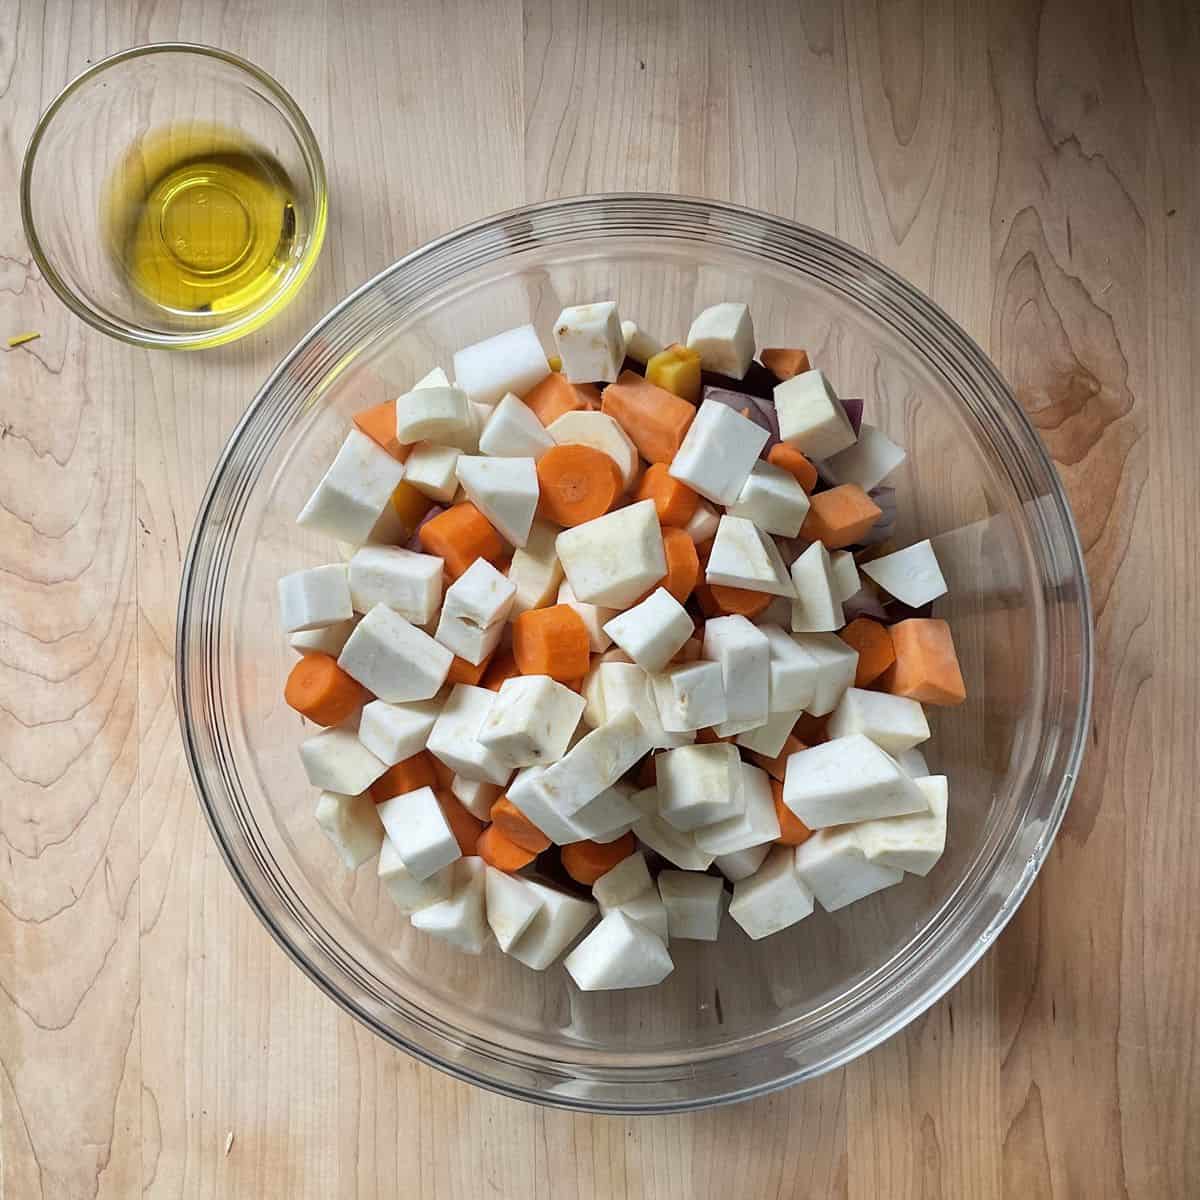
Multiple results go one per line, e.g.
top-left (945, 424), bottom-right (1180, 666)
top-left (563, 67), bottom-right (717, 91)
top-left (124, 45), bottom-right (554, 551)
top-left (2, 0), bottom-right (1196, 1196)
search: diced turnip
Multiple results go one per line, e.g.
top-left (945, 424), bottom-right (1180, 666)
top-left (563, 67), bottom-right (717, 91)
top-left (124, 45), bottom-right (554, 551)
top-left (793, 828), bottom-right (903, 911)
top-left (564, 910), bottom-right (674, 990)
top-left (314, 790), bottom-right (384, 869)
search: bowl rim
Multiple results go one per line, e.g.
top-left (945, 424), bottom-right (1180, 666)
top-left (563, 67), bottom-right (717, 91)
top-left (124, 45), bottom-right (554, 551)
top-left (19, 41), bottom-right (328, 351)
top-left (176, 193), bottom-right (1094, 1111)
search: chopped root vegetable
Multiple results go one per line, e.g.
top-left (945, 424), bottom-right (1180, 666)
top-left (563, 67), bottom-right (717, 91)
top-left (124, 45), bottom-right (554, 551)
top-left (370, 751), bottom-right (439, 802)
top-left (445, 651), bottom-right (495, 686)
top-left (390, 481), bottom-right (436, 534)
top-left (353, 399), bottom-right (409, 461)
top-left (767, 443), bottom-right (819, 494)
top-left (490, 795), bottom-right (553, 852)
top-left (600, 370), bottom-right (696, 463)
top-left (512, 604), bottom-right (591, 681)
top-left (561, 832), bottom-right (637, 885)
top-left (791, 712), bottom-right (830, 746)
top-left (482, 649), bottom-right (522, 691)
top-left (634, 462), bottom-right (700, 527)
top-left (477, 824), bottom-right (538, 872)
top-left (695, 581), bottom-right (773, 619)
top-left (760, 348), bottom-right (811, 381)
top-left (799, 484), bottom-right (883, 549)
top-left (523, 372), bottom-right (587, 425)
top-left (747, 734), bottom-right (807, 782)
top-left (645, 343), bottom-right (702, 404)
top-left (883, 618), bottom-right (966, 705)
top-left (284, 653), bottom-right (370, 726)
top-left (654, 528), bottom-right (700, 604)
top-left (772, 779), bottom-right (813, 846)
top-left (536, 443), bottom-right (623, 527)
top-left (437, 791), bottom-right (486, 854)
top-left (839, 617), bottom-right (897, 687)
top-left (418, 502), bottom-right (505, 578)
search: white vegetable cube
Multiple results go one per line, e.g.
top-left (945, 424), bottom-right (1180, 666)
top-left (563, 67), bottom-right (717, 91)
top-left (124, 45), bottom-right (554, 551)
top-left (485, 867), bottom-right (544, 951)
top-left (593, 851), bottom-right (653, 909)
top-left (394, 384), bottom-right (474, 445)
top-left (615, 890), bottom-right (669, 942)
top-left (571, 781), bottom-right (641, 841)
top-left (557, 579), bottom-right (616, 652)
top-left (791, 633), bottom-right (858, 716)
top-left (556, 500), bottom-right (667, 608)
top-left (783, 733), bottom-right (928, 828)
top-left (278, 563), bottom-right (353, 633)
top-left (297, 429), bottom-right (406, 545)
top-left (793, 828), bottom-right (903, 912)
top-left (728, 845), bottom-right (815, 940)
top-left (338, 604), bottom-right (452, 702)
top-left (706, 515), bottom-right (795, 597)
top-left (434, 607), bottom-right (505, 666)
top-left (411, 857), bottom-right (488, 954)
top-left (314, 790), bottom-right (384, 869)
top-left (290, 616), bottom-right (359, 657)
top-left (564, 910), bottom-right (674, 990)
top-left (694, 762), bottom-right (780, 854)
top-left (443, 556), bottom-right (516, 628)
top-left (375, 786), bottom-right (462, 881)
top-left (668, 400), bottom-right (769, 505)
top-left (378, 839), bottom-right (453, 912)
top-left (855, 775), bottom-right (948, 876)
top-left (632, 809), bottom-right (715, 872)
top-left (735, 708), bottom-right (804, 759)
top-left (603, 588), bottom-right (694, 673)
top-left (703, 615), bottom-right (769, 729)
top-left (508, 881), bottom-right (597, 970)
top-left (895, 747), bottom-right (931, 778)
top-left (790, 541), bottom-right (844, 633)
top-left (477, 675), bottom-right (586, 768)
top-left (479, 393), bottom-right (555, 459)
top-left (619, 319), bottom-right (663, 364)
top-left (658, 871), bottom-right (726, 941)
top-left (829, 551), bottom-right (861, 604)
top-left (348, 545), bottom-right (443, 623)
top-left (504, 765), bottom-right (586, 845)
top-left (827, 688), bottom-right (931, 755)
top-left (773, 369), bottom-right (857, 459)
top-left (538, 708), bottom-right (652, 815)
top-left (589, 660), bottom-right (690, 750)
top-left (553, 301), bottom-right (625, 383)
top-left (824, 424), bottom-right (907, 491)
top-left (684, 499), bottom-right (721, 545)
top-left (455, 456), bottom-right (539, 547)
top-left (651, 660), bottom-right (727, 732)
top-left (729, 461), bottom-right (811, 536)
top-left (714, 842), bottom-right (771, 882)
top-left (508, 519), bottom-right (564, 615)
top-left (300, 728), bottom-right (388, 794)
top-left (426, 684), bottom-right (510, 785)
top-left (450, 775), bottom-right (504, 821)
top-left (413, 366), bottom-right (450, 390)
top-left (861, 539), bottom-right (948, 607)
top-left (403, 443), bottom-right (462, 503)
top-left (758, 623), bottom-right (818, 712)
top-left (452, 324), bottom-right (550, 407)
top-left (357, 698), bottom-right (440, 765)
top-left (657, 743), bottom-right (745, 832)
top-left (685, 302), bottom-right (756, 379)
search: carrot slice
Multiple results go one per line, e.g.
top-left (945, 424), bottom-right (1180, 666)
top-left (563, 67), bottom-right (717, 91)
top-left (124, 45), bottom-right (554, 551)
top-left (694, 581), bottom-right (773, 619)
top-left (883, 619), bottom-right (966, 705)
top-left (482, 649), bottom-right (522, 691)
top-left (600, 370), bottom-right (696, 463)
top-left (284, 653), bottom-right (370, 726)
top-left (800, 484), bottom-right (883, 550)
top-left (653, 528), bottom-right (700, 603)
top-left (446, 649), bottom-right (495, 686)
top-left (489, 796), bottom-right (552, 853)
top-left (477, 824), bottom-right (538, 872)
top-left (634, 462), bottom-right (701, 527)
top-left (839, 617), bottom-right (896, 687)
top-left (512, 604), bottom-right (591, 681)
top-left (536, 444), bottom-right (623, 527)
top-left (523, 373), bottom-right (587, 426)
top-left (767, 443), bottom-right (819, 494)
top-left (353, 399), bottom-right (409, 461)
top-left (746, 734), bottom-right (807, 782)
top-left (772, 779), bottom-right (813, 846)
top-left (760, 348), bottom-right (811, 382)
top-left (418, 502), bottom-right (506, 578)
top-left (561, 833), bottom-right (637, 886)
top-left (370, 751), bottom-right (439, 802)
top-left (436, 791), bottom-right (486, 855)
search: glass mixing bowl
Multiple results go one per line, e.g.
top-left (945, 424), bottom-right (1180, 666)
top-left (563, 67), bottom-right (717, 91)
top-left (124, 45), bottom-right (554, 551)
top-left (177, 195), bottom-right (1092, 1112)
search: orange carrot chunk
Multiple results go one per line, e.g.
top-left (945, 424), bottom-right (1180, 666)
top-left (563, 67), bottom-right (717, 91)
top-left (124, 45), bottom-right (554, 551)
top-left (446, 650), bottom-right (495, 687)
top-left (536, 443), bottom-right (623, 527)
top-left (600, 370), bottom-right (696, 463)
top-left (512, 604), bottom-right (591, 681)
top-left (561, 833), bottom-right (637, 886)
top-left (695, 581), bottom-right (773, 619)
top-left (489, 796), bottom-right (552, 853)
top-left (370, 751), bottom-right (439, 802)
top-left (634, 462), bottom-right (701, 527)
top-left (799, 484), bottom-right (883, 550)
top-left (437, 791), bottom-right (486, 855)
top-left (477, 824), bottom-right (538, 873)
top-left (772, 779), bottom-right (813, 846)
top-left (284, 653), bottom-right (370, 726)
top-left (482, 649), bottom-right (522, 692)
top-left (653, 527), bottom-right (700, 604)
top-left (760, 348), bottom-right (811, 382)
top-left (746, 734), bottom-right (807, 782)
top-left (883, 619), bottom-right (966, 706)
top-left (523, 373), bottom-right (587, 426)
top-left (353, 399), bottom-right (410, 461)
top-left (839, 617), bottom-right (897, 687)
top-left (418, 502), bottom-right (506, 579)
top-left (767, 443), bottom-right (819, 494)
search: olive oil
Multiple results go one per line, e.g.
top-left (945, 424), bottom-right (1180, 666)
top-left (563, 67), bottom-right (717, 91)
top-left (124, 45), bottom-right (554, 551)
top-left (103, 123), bottom-right (298, 316)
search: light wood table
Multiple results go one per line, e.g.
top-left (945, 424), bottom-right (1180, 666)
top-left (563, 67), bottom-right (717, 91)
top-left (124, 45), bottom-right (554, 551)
top-left (2, 2), bottom-right (1196, 1196)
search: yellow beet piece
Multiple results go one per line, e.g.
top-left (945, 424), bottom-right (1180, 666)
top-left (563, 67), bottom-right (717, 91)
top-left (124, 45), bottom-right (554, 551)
top-left (646, 343), bottom-right (702, 404)
top-left (548, 354), bottom-right (563, 372)
top-left (389, 480), bottom-right (434, 534)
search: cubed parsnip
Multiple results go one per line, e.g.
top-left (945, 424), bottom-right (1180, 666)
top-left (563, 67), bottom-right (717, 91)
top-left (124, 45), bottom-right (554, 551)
top-left (347, 545), bottom-right (443, 623)
top-left (826, 687), bottom-right (931, 755)
top-left (452, 324), bottom-right (550, 407)
top-left (477, 675), bottom-right (586, 767)
top-left (555, 500), bottom-right (667, 608)
top-left (485, 867), bottom-right (544, 951)
top-left (669, 400), bottom-right (768, 505)
top-left (426, 684), bottom-right (511, 785)
top-left (793, 827), bottom-right (904, 912)
top-left (357, 698), bottom-right (440, 765)
top-left (729, 461), bottom-right (811, 537)
top-left (861, 539), bottom-right (948, 607)
top-left (479, 393), bottom-right (556, 459)
top-left (773, 369), bottom-right (857, 460)
top-left (706, 515), bottom-right (796, 597)
top-left (508, 519), bottom-right (565, 615)
top-left (278, 563), bottom-right (353, 633)
top-left (297, 429), bottom-right (407, 544)
top-left (300, 727), bottom-right (388, 794)
top-left (686, 302), bottom-right (756, 379)
top-left (314, 790), bottom-right (384, 869)
top-left (455, 456), bottom-right (539, 548)
top-left (656, 743), bottom-right (745, 832)
top-left (553, 302), bottom-right (625, 383)
top-left (376, 786), bottom-right (462, 881)
top-left (854, 775), bottom-right (948, 876)
top-left (564, 910), bottom-right (674, 990)
top-left (411, 857), bottom-right (489, 953)
top-left (728, 844), bottom-right (815, 940)
top-left (603, 588), bottom-right (694, 673)
top-left (338, 603), bottom-right (452, 702)
top-left (507, 881), bottom-right (597, 970)
top-left (658, 871), bottom-right (725, 941)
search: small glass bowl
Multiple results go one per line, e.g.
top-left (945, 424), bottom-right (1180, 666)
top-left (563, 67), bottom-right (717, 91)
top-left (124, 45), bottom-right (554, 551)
top-left (20, 43), bottom-right (327, 350)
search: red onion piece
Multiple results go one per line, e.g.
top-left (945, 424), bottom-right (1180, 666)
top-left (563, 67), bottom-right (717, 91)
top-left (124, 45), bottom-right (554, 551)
top-left (842, 398), bottom-right (864, 435)
top-left (842, 587), bottom-right (889, 622)
top-left (405, 504), bottom-right (446, 551)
